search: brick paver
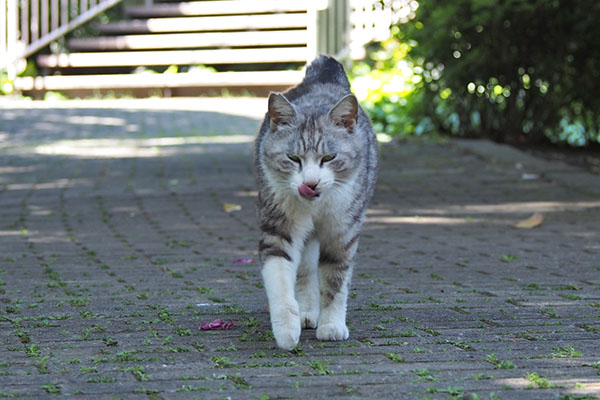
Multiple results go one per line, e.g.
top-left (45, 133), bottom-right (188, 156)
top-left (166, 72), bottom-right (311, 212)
top-left (1, 98), bottom-right (599, 399)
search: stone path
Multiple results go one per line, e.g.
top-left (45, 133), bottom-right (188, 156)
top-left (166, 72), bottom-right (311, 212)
top-left (0, 98), bottom-right (599, 399)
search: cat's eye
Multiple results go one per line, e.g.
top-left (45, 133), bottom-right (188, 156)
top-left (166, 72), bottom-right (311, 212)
top-left (287, 154), bottom-right (301, 163)
top-left (321, 154), bottom-right (337, 163)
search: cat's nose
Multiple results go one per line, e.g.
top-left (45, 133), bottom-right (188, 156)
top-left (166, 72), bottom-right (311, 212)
top-left (298, 181), bottom-right (320, 198)
top-left (305, 181), bottom-right (319, 190)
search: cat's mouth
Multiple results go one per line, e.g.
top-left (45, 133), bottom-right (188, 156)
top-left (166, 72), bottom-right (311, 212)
top-left (298, 183), bottom-right (320, 199)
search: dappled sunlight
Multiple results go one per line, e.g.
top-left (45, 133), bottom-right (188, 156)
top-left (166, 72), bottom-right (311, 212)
top-left (27, 205), bottom-right (55, 217)
top-left (1, 98), bottom-right (265, 160)
top-left (64, 115), bottom-right (127, 127)
top-left (366, 199), bottom-right (600, 227)
top-left (34, 135), bottom-right (255, 158)
top-left (558, 380), bottom-right (600, 396)
top-left (35, 140), bottom-right (160, 158)
top-left (234, 190), bottom-right (258, 198)
top-left (0, 165), bottom-right (41, 184)
top-left (5, 178), bottom-right (92, 191)
top-left (40, 113), bottom-right (131, 127)
top-left (448, 201), bottom-right (600, 214)
top-left (366, 215), bottom-right (480, 225)
top-left (0, 97), bottom-right (267, 120)
top-left (0, 230), bottom-right (23, 237)
top-left (496, 376), bottom-right (600, 393)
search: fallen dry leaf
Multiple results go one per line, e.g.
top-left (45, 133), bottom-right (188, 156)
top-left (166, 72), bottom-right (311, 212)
top-left (514, 212), bottom-right (543, 229)
top-left (222, 203), bottom-right (242, 213)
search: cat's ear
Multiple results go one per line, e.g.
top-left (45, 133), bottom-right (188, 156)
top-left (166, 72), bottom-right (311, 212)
top-left (329, 94), bottom-right (358, 132)
top-left (268, 93), bottom-right (295, 128)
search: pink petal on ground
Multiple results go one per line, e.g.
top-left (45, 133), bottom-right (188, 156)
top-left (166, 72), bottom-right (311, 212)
top-left (233, 258), bottom-right (256, 264)
top-left (200, 319), bottom-right (235, 331)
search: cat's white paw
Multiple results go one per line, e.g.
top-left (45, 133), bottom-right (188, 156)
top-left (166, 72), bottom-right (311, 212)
top-left (300, 311), bottom-right (319, 329)
top-left (271, 304), bottom-right (301, 351)
top-left (273, 323), bottom-right (301, 350)
top-left (316, 322), bottom-right (349, 341)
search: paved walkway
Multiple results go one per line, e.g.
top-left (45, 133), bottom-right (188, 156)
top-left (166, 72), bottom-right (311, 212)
top-left (1, 98), bottom-right (599, 399)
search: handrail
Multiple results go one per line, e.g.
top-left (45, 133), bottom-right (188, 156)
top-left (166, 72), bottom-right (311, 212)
top-left (1, 0), bottom-right (122, 76)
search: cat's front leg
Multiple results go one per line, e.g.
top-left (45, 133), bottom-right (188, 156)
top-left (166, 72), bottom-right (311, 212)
top-left (260, 236), bottom-right (303, 350)
top-left (262, 256), bottom-right (301, 350)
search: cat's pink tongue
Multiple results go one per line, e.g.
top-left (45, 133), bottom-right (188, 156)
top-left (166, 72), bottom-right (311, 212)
top-left (298, 183), bottom-right (318, 198)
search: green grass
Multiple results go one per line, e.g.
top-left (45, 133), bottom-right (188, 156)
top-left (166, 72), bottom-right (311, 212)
top-left (551, 345), bottom-right (582, 358)
top-left (412, 368), bottom-right (438, 382)
top-left (307, 360), bottom-right (333, 375)
top-left (211, 356), bottom-right (237, 369)
top-left (485, 353), bottom-right (515, 369)
top-left (176, 384), bottom-right (209, 392)
top-left (385, 353), bottom-right (404, 363)
top-left (525, 372), bottom-right (562, 389)
top-left (41, 384), bottom-right (60, 395)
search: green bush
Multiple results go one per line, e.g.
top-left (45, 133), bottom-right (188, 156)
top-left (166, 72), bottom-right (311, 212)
top-left (353, 0), bottom-right (600, 146)
top-left (0, 72), bottom-right (14, 95)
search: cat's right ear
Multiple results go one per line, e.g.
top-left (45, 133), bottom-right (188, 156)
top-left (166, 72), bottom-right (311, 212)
top-left (268, 93), bottom-right (295, 128)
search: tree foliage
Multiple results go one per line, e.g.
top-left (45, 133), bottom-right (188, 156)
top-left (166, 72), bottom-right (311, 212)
top-left (355, 0), bottom-right (600, 146)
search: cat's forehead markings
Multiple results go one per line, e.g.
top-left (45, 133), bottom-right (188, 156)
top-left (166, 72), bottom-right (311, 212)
top-left (299, 131), bottom-right (307, 153)
top-left (298, 116), bottom-right (317, 151)
top-left (314, 130), bottom-right (323, 153)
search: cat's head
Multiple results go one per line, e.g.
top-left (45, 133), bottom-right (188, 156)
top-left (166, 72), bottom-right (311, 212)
top-left (260, 92), bottom-right (361, 201)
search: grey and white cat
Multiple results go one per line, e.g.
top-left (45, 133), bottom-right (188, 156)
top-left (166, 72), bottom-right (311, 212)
top-left (254, 56), bottom-right (378, 350)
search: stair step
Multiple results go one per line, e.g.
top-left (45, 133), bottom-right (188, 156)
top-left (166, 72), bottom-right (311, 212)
top-left (14, 70), bottom-right (303, 91)
top-left (68, 30), bottom-right (308, 51)
top-left (97, 14), bottom-right (309, 34)
top-left (124, 0), bottom-right (309, 18)
top-left (37, 47), bottom-right (310, 68)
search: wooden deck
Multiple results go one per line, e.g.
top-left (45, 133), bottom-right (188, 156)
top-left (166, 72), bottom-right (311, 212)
top-left (95, 14), bottom-right (310, 35)
top-left (123, 0), bottom-right (310, 17)
top-left (37, 48), bottom-right (310, 68)
top-left (67, 30), bottom-right (309, 51)
top-left (17, 0), bottom-right (320, 96)
top-left (15, 70), bottom-right (303, 90)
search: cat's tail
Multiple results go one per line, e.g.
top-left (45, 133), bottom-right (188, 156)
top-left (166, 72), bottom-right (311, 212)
top-left (303, 55), bottom-right (351, 89)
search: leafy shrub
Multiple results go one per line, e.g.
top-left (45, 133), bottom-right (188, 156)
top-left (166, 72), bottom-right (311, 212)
top-left (351, 34), bottom-right (427, 136)
top-left (0, 72), bottom-right (14, 95)
top-left (353, 0), bottom-right (600, 146)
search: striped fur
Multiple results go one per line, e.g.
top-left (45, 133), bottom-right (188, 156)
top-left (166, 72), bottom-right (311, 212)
top-left (254, 55), bottom-right (378, 350)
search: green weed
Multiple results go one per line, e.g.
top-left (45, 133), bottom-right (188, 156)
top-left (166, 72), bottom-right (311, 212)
top-left (385, 353), bottom-right (404, 363)
top-left (485, 353), bottom-right (515, 369)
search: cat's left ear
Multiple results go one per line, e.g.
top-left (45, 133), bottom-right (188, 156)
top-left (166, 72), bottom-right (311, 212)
top-left (329, 94), bottom-right (358, 132)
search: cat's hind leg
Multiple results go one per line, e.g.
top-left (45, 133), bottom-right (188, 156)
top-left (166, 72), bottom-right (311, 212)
top-left (296, 236), bottom-right (320, 329)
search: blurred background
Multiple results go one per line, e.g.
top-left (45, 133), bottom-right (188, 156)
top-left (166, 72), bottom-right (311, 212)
top-left (2, 0), bottom-right (599, 149)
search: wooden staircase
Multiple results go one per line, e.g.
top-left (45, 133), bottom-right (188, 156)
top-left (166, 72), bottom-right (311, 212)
top-left (14, 0), bottom-right (329, 97)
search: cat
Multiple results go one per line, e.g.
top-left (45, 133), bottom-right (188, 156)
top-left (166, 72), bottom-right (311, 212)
top-left (254, 55), bottom-right (378, 350)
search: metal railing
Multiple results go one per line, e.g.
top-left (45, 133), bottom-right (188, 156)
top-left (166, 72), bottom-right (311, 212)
top-left (2, 0), bottom-right (393, 78)
top-left (1, 0), bottom-right (121, 76)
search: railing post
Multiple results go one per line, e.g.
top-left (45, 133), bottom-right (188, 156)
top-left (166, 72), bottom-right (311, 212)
top-left (1, 0), bottom-right (6, 68)
top-left (337, 0), bottom-right (350, 56)
top-left (2, 0), bottom-right (21, 77)
top-left (306, 1), bottom-right (318, 62)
